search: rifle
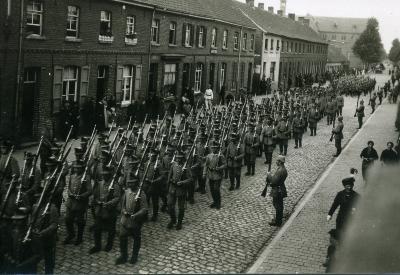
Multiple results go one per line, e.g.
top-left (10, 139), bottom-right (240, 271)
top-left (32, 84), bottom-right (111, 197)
top-left (0, 146), bottom-right (15, 181)
top-left (75, 145), bottom-right (95, 197)
top-left (0, 174), bottom-right (17, 218)
top-left (59, 125), bottom-right (74, 158)
top-left (83, 129), bottom-right (97, 163)
top-left (41, 163), bottom-right (67, 216)
top-left (107, 120), bottom-right (115, 140)
top-left (29, 137), bottom-right (43, 179)
top-left (16, 153), bottom-right (29, 205)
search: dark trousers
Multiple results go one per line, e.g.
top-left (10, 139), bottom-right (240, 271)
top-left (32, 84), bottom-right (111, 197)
top-left (186, 181), bottom-right (195, 202)
top-left (272, 196), bottom-right (284, 224)
top-left (195, 174), bottom-right (206, 193)
top-left (151, 192), bottom-right (167, 217)
top-left (358, 116), bottom-right (363, 128)
top-left (327, 113), bottom-right (335, 125)
top-left (168, 194), bottom-right (185, 224)
top-left (93, 216), bottom-right (117, 249)
top-left (371, 105), bottom-right (376, 113)
top-left (209, 180), bottom-right (222, 207)
top-left (228, 167), bottom-right (241, 188)
top-left (309, 127), bottom-right (317, 136)
top-left (335, 139), bottom-right (342, 156)
top-left (119, 226), bottom-right (141, 261)
top-left (293, 133), bottom-right (303, 148)
top-left (337, 106), bottom-right (343, 116)
top-left (264, 151), bottom-right (273, 165)
top-left (65, 208), bottom-right (86, 240)
top-left (43, 245), bottom-right (56, 274)
top-left (278, 143), bottom-right (288, 156)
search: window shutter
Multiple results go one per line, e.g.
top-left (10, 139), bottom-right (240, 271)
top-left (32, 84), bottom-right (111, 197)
top-left (201, 63), bottom-right (207, 92)
top-left (134, 65), bottom-right (142, 100)
top-left (52, 66), bottom-right (63, 114)
top-left (115, 65), bottom-right (124, 102)
top-left (190, 25), bottom-right (194, 46)
top-left (182, 23), bottom-right (186, 46)
top-left (79, 65), bottom-right (90, 108)
top-left (214, 29), bottom-right (218, 47)
top-left (195, 26), bottom-right (200, 47)
top-left (203, 27), bottom-right (207, 47)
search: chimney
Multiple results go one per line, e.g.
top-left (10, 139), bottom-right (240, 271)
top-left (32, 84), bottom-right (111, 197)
top-left (268, 6), bottom-right (274, 13)
top-left (277, 10), bottom-right (283, 16)
top-left (298, 16), bottom-right (305, 24)
top-left (288, 13), bottom-right (295, 20)
top-left (258, 3), bottom-right (265, 9)
top-left (303, 18), bottom-right (310, 26)
top-left (280, 0), bottom-right (287, 16)
top-left (245, 0), bottom-right (254, 7)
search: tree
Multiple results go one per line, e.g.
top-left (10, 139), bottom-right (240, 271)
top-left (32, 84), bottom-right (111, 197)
top-left (388, 38), bottom-right (400, 64)
top-left (352, 18), bottom-right (384, 65)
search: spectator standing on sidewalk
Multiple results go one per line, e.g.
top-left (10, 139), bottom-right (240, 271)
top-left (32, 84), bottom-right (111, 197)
top-left (360, 140), bottom-right (379, 183)
top-left (204, 84), bottom-right (213, 111)
top-left (380, 141), bottom-right (398, 165)
top-left (370, 92), bottom-right (377, 114)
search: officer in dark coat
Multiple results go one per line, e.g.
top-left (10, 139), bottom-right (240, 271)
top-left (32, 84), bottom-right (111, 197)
top-left (332, 116), bottom-right (344, 157)
top-left (115, 178), bottom-right (148, 265)
top-left (260, 117), bottom-right (276, 166)
top-left (244, 123), bottom-right (259, 175)
top-left (89, 166), bottom-right (120, 254)
top-left (308, 104), bottom-right (319, 136)
top-left (265, 155), bottom-right (288, 226)
top-left (64, 160), bottom-right (92, 245)
top-left (327, 177), bottom-right (360, 233)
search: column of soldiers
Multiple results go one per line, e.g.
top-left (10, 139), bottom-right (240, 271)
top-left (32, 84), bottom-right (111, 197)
top-left (1, 74), bottom-right (375, 272)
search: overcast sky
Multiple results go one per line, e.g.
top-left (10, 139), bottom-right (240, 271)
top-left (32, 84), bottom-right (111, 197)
top-left (239, 0), bottom-right (399, 52)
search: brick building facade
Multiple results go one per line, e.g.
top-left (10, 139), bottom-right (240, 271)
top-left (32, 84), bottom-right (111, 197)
top-left (0, 0), bottom-right (256, 140)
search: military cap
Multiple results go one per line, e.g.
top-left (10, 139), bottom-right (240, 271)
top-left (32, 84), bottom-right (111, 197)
top-left (211, 141), bottom-right (220, 148)
top-left (25, 152), bottom-right (35, 160)
top-left (81, 136), bottom-right (90, 143)
top-left (98, 133), bottom-right (108, 140)
top-left (73, 159), bottom-right (85, 168)
top-left (74, 147), bottom-right (84, 155)
top-left (101, 165), bottom-right (113, 175)
top-left (45, 156), bottom-right (59, 166)
top-left (175, 151), bottom-right (185, 158)
top-left (128, 159), bottom-right (140, 166)
top-left (127, 178), bottom-right (139, 185)
top-left (101, 150), bottom-right (111, 157)
top-left (276, 155), bottom-right (285, 163)
top-left (118, 128), bottom-right (124, 134)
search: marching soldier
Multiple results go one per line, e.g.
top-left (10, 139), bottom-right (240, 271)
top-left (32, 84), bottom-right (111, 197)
top-left (0, 140), bottom-right (20, 189)
top-left (355, 99), bottom-right (365, 129)
top-left (276, 117), bottom-right (290, 156)
top-left (332, 116), bottom-right (344, 157)
top-left (115, 178), bottom-right (148, 265)
top-left (203, 142), bottom-right (226, 209)
top-left (19, 152), bottom-right (41, 206)
top-left (326, 98), bottom-right (335, 125)
top-left (89, 166), bottom-right (120, 254)
top-left (292, 112), bottom-right (305, 149)
top-left (308, 104), bottom-right (319, 136)
top-left (261, 117), bottom-right (276, 166)
top-left (64, 160), bottom-right (92, 245)
top-left (336, 94), bottom-right (344, 116)
top-left (225, 133), bottom-right (244, 191)
top-left (243, 123), bottom-right (259, 176)
top-left (370, 92), bottom-right (377, 114)
top-left (192, 136), bottom-right (207, 194)
top-left (167, 152), bottom-right (191, 230)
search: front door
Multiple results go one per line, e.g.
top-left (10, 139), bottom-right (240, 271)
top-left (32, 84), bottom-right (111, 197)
top-left (21, 68), bottom-right (38, 138)
top-left (96, 66), bottom-right (108, 130)
top-left (149, 63), bottom-right (158, 97)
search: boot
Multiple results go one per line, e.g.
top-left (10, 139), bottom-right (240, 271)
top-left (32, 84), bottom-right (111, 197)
top-left (176, 212), bottom-right (184, 230)
top-left (294, 139), bottom-right (298, 149)
top-left (89, 230), bottom-right (102, 254)
top-left (245, 165), bottom-right (251, 176)
top-left (150, 214), bottom-right (158, 222)
top-left (115, 241), bottom-right (128, 265)
top-left (283, 146), bottom-right (288, 156)
top-left (161, 204), bottom-right (168, 213)
top-left (74, 224), bottom-right (84, 246)
top-left (251, 165), bottom-right (255, 176)
top-left (63, 222), bottom-right (75, 245)
top-left (167, 217), bottom-right (176, 229)
top-left (104, 231), bottom-right (115, 252)
top-left (299, 139), bottom-right (302, 148)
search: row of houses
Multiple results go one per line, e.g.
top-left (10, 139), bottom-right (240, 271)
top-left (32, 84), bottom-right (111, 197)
top-left (0, 0), bottom-right (328, 140)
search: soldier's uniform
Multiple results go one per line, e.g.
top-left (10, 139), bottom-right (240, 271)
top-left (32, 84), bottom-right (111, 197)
top-left (356, 100), bottom-right (365, 129)
top-left (370, 93), bottom-right (377, 113)
top-left (308, 105), bottom-right (319, 136)
top-left (243, 124), bottom-right (259, 175)
top-left (0, 140), bottom-right (20, 191)
top-left (292, 113), bottom-right (305, 149)
top-left (332, 116), bottom-right (344, 157)
top-left (261, 119), bottom-right (276, 167)
top-left (326, 99), bottom-right (335, 125)
top-left (90, 166), bottom-right (120, 254)
top-left (192, 137), bottom-right (207, 194)
top-left (203, 142), bottom-right (226, 209)
top-left (336, 95), bottom-right (344, 116)
top-left (116, 178), bottom-right (148, 265)
top-left (20, 152), bottom-right (41, 206)
top-left (276, 118), bottom-right (290, 156)
top-left (64, 161), bottom-right (92, 245)
top-left (225, 134), bottom-right (244, 190)
top-left (144, 149), bottom-right (164, 222)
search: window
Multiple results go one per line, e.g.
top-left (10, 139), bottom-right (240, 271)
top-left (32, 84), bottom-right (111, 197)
top-left (66, 6), bottom-right (79, 38)
top-left (270, 38), bottom-right (274, 50)
top-left (122, 65), bottom-right (134, 103)
top-left (294, 43), bottom-right (297, 53)
top-left (290, 42), bottom-right (293, 52)
top-left (250, 34), bottom-right (255, 50)
top-left (211, 28), bottom-right (217, 48)
top-left (242, 33), bottom-right (247, 50)
top-left (234, 32), bottom-right (239, 50)
top-left (164, 64), bottom-right (177, 87)
top-left (26, 1), bottom-right (43, 36)
top-left (223, 30), bottom-right (228, 49)
top-left (240, 63), bottom-right (245, 88)
top-left (264, 39), bottom-right (268, 51)
top-left (24, 69), bottom-right (37, 83)
top-left (151, 19), bottom-right (160, 44)
top-left (209, 63), bottom-right (215, 88)
top-left (270, 62), bottom-right (276, 81)
top-left (276, 40), bottom-right (280, 51)
top-left (100, 11), bottom-right (112, 36)
top-left (169, 22), bottom-right (177, 45)
top-left (194, 63), bottom-right (203, 92)
top-left (183, 24), bottom-right (194, 47)
top-left (232, 62), bottom-right (238, 90)
top-left (126, 16), bottom-right (135, 36)
top-left (341, 34), bottom-right (346, 41)
top-left (322, 33), bottom-right (327, 40)
top-left (62, 66), bottom-right (78, 102)
top-left (220, 63), bottom-right (226, 89)
top-left (332, 34), bottom-right (336, 40)
top-left (198, 26), bottom-right (205, 47)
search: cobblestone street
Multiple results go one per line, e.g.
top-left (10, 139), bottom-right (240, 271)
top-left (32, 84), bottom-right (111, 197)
top-left (10, 75), bottom-right (389, 274)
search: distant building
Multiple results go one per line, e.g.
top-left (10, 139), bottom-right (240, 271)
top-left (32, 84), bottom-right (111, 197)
top-left (305, 16), bottom-right (368, 68)
top-left (326, 45), bottom-right (349, 72)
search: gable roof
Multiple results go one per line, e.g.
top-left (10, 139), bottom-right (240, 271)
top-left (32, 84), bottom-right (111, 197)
top-left (231, 1), bottom-right (326, 44)
top-left (306, 16), bottom-right (368, 34)
top-left (118, 0), bottom-right (257, 29)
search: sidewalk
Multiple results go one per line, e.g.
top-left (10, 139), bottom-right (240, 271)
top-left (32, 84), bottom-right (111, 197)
top-left (247, 100), bottom-right (398, 273)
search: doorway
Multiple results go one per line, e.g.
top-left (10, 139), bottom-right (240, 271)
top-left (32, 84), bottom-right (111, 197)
top-left (21, 68), bottom-right (39, 138)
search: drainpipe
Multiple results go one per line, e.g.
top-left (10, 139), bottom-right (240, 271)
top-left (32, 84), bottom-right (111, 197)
top-left (14, 0), bottom-right (25, 139)
top-left (146, 7), bottom-right (156, 101)
top-left (237, 26), bottom-right (243, 95)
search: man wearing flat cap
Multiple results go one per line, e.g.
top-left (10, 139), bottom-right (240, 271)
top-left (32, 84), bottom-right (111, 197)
top-left (265, 155), bottom-right (288, 226)
top-left (327, 177), bottom-right (360, 233)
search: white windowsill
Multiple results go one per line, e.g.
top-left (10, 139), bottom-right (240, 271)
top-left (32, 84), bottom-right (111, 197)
top-left (151, 41), bottom-right (160, 46)
top-left (98, 35), bottom-right (114, 43)
top-left (65, 37), bottom-right (82, 43)
top-left (125, 37), bottom-right (138, 45)
top-left (26, 34), bottom-right (46, 40)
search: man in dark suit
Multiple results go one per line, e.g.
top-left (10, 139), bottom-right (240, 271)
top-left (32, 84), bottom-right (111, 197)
top-left (266, 155), bottom-right (288, 226)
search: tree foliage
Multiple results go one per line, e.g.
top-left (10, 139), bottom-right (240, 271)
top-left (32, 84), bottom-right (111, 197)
top-left (388, 39), bottom-right (400, 64)
top-left (352, 18), bottom-right (384, 65)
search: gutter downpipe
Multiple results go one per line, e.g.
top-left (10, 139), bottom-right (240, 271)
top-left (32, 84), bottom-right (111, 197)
top-left (146, 7), bottom-right (156, 102)
top-left (237, 26), bottom-right (243, 96)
